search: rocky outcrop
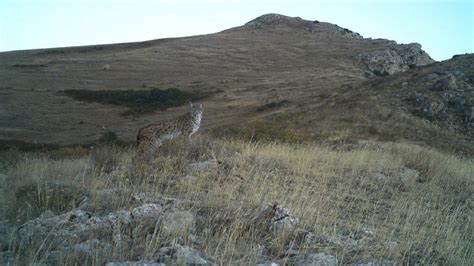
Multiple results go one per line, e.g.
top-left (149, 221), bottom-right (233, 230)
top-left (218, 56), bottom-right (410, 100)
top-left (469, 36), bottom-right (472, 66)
top-left (293, 253), bottom-right (338, 266)
top-left (12, 194), bottom-right (202, 264)
top-left (155, 244), bottom-right (215, 265)
top-left (399, 57), bottom-right (474, 137)
top-left (254, 203), bottom-right (299, 230)
top-left (243, 13), bottom-right (362, 39)
top-left (357, 43), bottom-right (434, 76)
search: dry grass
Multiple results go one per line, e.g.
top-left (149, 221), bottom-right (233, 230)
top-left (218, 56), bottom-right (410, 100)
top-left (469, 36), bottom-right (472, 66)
top-left (0, 136), bottom-right (472, 264)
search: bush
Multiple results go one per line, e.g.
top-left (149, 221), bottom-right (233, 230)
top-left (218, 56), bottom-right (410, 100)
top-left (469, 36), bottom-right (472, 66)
top-left (62, 87), bottom-right (206, 115)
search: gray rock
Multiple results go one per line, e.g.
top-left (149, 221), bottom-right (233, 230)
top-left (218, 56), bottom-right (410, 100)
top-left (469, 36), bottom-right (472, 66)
top-left (357, 43), bottom-right (434, 76)
top-left (258, 203), bottom-right (298, 230)
top-left (0, 251), bottom-right (12, 264)
top-left (157, 244), bottom-right (215, 265)
top-left (257, 262), bottom-right (279, 266)
top-left (160, 211), bottom-right (196, 237)
top-left (131, 203), bottom-right (162, 220)
top-left (73, 239), bottom-right (112, 256)
top-left (399, 166), bottom-right (420, 183)
top-left (387, 240), bottom-right (398, 253)
top-left (0, 174), bottom-right (8, 186)
top-left (187, 160), bottom-right (218, 172)
top-left (16, 202), bottom-right (161, 250)
top-left (373, 171), bottom-right (387, 180)
top-left (106, 261), bottom-right (165, 266)
top-left (399, 65), bottom-right (474, 136)
top-left (354, 259), bottom-right (399, 266)
top-left (294, 253), bottom-right (337, 266)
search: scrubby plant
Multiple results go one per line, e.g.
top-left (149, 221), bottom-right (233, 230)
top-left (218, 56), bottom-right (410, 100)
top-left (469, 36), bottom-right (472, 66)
top-left (0, 136), bottom-right (472, 265)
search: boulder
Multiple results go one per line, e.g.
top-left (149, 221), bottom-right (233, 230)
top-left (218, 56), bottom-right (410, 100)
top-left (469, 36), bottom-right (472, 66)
top-left (256, 203), bottom-right (298, 230)
top-left (357, 43), bottom-right (434, 76)
top-left (16, 203), bottom-right (161, 249)
top-left (0, 174), bottom-right (8, 187)
top-left (293, 253), bottom-right (337, 266)
top-left (187, 160), bottom-right (218, 172)
top-left (105, 260), bottom-right (166, 266)
top-left (156, 244), bottom-right (215, 265)
top-left (106, 261), bottom-right (165, 266)
top-left (160, 211), bottom-right (196, 238)
top-left (399, 166), bottom-right (420, 183)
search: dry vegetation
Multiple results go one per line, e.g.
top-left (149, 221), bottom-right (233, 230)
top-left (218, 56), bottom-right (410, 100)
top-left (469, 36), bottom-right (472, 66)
top-left (1, 135), bottom-right (472, 265)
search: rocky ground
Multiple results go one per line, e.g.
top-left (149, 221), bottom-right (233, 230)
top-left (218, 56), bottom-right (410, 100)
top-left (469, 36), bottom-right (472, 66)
top-left (0, 137), bottom-right (472, 265)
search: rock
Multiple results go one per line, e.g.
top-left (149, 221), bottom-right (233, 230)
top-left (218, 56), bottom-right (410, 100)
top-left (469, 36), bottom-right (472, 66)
top-left (182, 175), bottom-right (198, 182)
top-left (16, 202), bottom-right (161, 250)
top-left (252, 203), bottom-right (298, 230)
top-left (103, 64), bottom-right (111, 70)
top-left (244, 14), bottom-right (362, 39)
top-left (39, 209), bottom-right (56, 219)
top-left (76, 197), bottom-right (90, 211)
top-left (399, 64), bottom-right (473, 136)
top-left (357, 43), bottom-right (434, 76)
top-left (160, 211), bottom-right (196, 238)
top-left (263, 204), bottom-right (298, 229)
top-left (0, 174), bottom-right (8, 186)
top-left (355, 259), bottom-right (399, 266)
top-left (430, 102), bottom-right (444, 115)
top-left (73, 239), bottom-right (112, 256)
top-left (387, 240), bottom-right (398, 252)
top-left (399, 166), bottom-right (420, 183)
top-left (257, 262), bottom-right (279, 266)
top-left (373, 171), bottom-right (387, 180)
top-left (353, 225), bottom-right (375, 242)
top-left (157, 244), bottom-right (215, 265)
top-left (294, 253), bottom-right (337, 266)
top-left (106, 261), bottom-right (165, 266)
top-left (131, 203), bottom-right (162, 220)
top-left (187, 160), bottom-right (218, 172)
top-left (0, 251), bottom-right (12, 264)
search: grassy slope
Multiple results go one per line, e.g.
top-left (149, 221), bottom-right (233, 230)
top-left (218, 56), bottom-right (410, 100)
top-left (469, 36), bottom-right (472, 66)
top-left (1, 136), bottom-right (472, 264)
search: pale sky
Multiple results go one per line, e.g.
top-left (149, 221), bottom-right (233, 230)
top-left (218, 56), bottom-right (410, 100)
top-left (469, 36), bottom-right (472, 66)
top-left (0, 0), bottom-right (472, 61)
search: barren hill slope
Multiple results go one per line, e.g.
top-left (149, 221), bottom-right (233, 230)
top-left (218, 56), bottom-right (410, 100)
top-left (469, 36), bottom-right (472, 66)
top-left (1, 14), bottom-right (471, 153)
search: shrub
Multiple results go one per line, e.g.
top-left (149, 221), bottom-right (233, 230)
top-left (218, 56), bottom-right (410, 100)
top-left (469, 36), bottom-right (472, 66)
top-left (62, 87), bottom-right (206, 115)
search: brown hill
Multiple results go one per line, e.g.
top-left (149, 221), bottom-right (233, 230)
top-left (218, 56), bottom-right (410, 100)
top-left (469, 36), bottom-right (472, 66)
top-left (0, 14), bottom-right (471, 153)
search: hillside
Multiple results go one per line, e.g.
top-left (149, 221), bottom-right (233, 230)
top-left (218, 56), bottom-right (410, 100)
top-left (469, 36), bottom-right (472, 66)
top-left (0, 14), bottom-right (473, 265)
top-left (2, 13), bottom-right (464, 152)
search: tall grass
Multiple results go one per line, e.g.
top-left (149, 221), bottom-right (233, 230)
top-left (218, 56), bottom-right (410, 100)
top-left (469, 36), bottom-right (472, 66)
top-left (1, 136), bottom-right (472, 264)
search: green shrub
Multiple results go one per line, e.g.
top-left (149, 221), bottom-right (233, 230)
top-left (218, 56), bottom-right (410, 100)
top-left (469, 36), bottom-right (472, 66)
top-left (62, 87), bottom-right (206, 115)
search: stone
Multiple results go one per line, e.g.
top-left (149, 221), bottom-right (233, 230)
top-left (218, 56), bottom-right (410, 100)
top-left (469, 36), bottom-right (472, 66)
top-left (187, 160), bottom-right (218, 172)
top-left (131, 203), bottom-right (162, 220)
top-left (157, 244), bottom-right (215, 265)
top-left (355, 259), bottom-right (399, 266)
top-left (373, 171), bottom-right (387, 180)
top-left (0, 251), bottom-right (12, 264)
top-left (76, 197), bottom-right (90, 211)
top-left (294, 253), bottom-right (337, 266)
top-left (399, 166), bottom-right (420, 183)
top-left (0, 174), bottom-right (8, 186)
top-left (430, 102), bottom-right (444, 115)
top-left (16, 202), bottom-right (161, 250)
top-left (356, 43), bottom-right (434, 76)
top-left (257, 203), bottom-right (298, 230)
top-left (106, 261), bottom-right (165, 266)
top-left (39, 209), bottom-right (56, 219)
top-left (73, 239), bottom-right (112, 256)
top-left (257, 262), bottom-right (279, 266)
top-left (160, 211), bottom-right (196, 238)
top-left (399, 65), bottom-right (474, 136)
top-left (387, 240), bottom-right (399, 253)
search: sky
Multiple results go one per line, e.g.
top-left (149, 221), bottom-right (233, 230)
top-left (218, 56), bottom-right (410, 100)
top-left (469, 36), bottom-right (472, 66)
top-left (0, 0), bottom-right (472, 61)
